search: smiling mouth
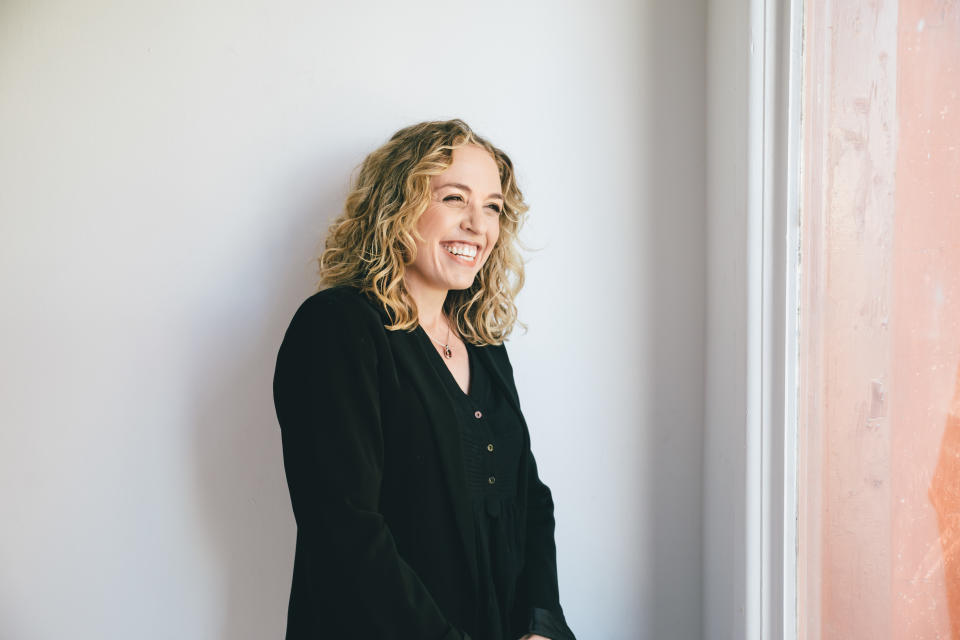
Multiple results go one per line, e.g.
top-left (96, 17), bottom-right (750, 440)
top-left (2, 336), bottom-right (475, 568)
top-left (440, 241), bottom-right (480, 265)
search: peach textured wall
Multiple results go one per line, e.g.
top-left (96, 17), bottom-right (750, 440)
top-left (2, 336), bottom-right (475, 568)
top-left (800, 1), bottom-right (960, 639)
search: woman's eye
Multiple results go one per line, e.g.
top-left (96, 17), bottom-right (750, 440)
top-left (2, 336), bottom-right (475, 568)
top-left (441, 194), bottom-right (501, 214)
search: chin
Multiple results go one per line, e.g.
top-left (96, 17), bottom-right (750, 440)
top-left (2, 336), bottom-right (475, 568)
top-left (444, 275), bottom-right (479, 291)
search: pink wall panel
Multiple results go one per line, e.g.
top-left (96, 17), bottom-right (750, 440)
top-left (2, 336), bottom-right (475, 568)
top-left (800, 1), bottom-right (960, 638)
top-left (893, 1), bottom-right (960, 637)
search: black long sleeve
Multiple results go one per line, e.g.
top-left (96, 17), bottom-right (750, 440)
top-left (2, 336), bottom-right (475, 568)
top-left (274, 294), bottom-right (468, 640)
top-left (493, 348), bottom-right (576, 640)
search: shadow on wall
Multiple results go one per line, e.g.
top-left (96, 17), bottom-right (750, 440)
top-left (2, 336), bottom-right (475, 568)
top-left (641, 0), bottom-right (706, 638)
top-left (188, 153), bottom-right (351, 640)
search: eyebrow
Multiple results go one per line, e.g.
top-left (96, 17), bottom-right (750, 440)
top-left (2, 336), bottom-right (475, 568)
top-left (435, 182), bottom-right (504, 201)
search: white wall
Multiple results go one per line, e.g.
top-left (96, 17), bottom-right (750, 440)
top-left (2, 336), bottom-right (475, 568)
top-left (703, 0), bottom-right (752, 635)
top-left (0, 2), bottom-right (706, 638)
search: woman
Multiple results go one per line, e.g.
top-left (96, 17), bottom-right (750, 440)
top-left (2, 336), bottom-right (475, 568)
top-left (272, 119), bottom-right (576, 640)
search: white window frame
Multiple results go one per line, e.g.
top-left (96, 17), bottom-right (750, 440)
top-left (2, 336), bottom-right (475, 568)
top-left (755, 0), bottom-right (803, 637)
top-left (704, 0), bottom-right (802, 637)
top-left (753, 0), bottom-right (802, 637)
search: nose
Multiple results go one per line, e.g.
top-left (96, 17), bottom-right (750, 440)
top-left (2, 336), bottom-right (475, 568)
top-left (460, 200), bottom-right (487, 234)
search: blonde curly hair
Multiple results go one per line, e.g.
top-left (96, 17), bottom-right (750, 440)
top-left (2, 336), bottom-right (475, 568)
top-left (317, 119), bottom-right (529, 345)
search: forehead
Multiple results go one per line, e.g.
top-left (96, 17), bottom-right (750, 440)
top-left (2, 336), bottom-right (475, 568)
top-left (434, 145), bottom-right (501, 189)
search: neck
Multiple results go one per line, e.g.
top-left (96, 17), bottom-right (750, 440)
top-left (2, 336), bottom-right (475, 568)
top-left (404, 276), bottom-right (449, 334)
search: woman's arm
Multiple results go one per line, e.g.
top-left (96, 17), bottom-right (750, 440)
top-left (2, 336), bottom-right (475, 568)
top-left (518, 448), bottom-right (562, 608)
top-left (274, 292), bottom-right (467, 640)
top-left (494, 345), bottom-right (576, 640)
top-left (515, 449), bottom-right (576, 639)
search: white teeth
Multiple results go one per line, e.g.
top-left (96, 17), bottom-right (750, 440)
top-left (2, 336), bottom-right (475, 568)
top-left (442, 243), bottom-right (477, 258)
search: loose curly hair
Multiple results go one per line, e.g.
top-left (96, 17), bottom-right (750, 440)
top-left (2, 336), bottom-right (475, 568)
top-left (317, 119), bottom-right (529, 345)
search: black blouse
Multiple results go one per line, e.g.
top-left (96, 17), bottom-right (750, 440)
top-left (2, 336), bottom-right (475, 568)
top-left (418, 326), bottom-right (576, 640)
top-left (275, 286), bottom-right (575, 639)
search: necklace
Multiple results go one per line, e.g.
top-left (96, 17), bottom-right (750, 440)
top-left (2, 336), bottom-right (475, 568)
top-left (425, 321), bottom-right (454, 359)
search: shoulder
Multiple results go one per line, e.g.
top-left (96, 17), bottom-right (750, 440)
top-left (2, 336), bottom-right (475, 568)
top-left (281, 285), bottom-right (388, 350)
top-left (485, 339), bottom-right (514, 365)
top-left (474, 340), bottom-right (527, 423)
top-left (292, 285), bottom-right (384, 326)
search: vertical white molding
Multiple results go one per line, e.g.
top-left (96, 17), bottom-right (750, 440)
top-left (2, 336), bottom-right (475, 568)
top-left (756, 0), bottom-right (803, 638)
top-left (781, 1), bottom-right (803, 637)
top-left (747, 0), bottom-right (803, 637)
top-left (705, 0), bottom-right (801, 637)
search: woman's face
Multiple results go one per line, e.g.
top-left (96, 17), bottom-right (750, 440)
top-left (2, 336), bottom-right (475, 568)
top-left (405, 144), bottom-right (503, 295)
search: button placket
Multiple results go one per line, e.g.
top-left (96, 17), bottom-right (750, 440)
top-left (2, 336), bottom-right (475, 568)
top-left (471, 401), bottom-right (497, 490)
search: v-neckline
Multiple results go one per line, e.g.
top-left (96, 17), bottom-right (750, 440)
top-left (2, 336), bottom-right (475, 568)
top-left (417, 324), bottom-right (474, 398)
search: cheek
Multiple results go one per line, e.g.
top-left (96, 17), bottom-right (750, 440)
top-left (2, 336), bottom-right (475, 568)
top-left (490, 219), bottom-right (501, 245)
top-left (413, 209), bottom-right (442, 254)
top-left (417, 206), bottom-right (453, 241)
top-left (482, 222), bottom-right (502, 264)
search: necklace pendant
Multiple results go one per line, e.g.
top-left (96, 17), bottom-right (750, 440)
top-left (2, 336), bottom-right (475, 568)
top-left (443, 345), bottom-right (453, 359)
